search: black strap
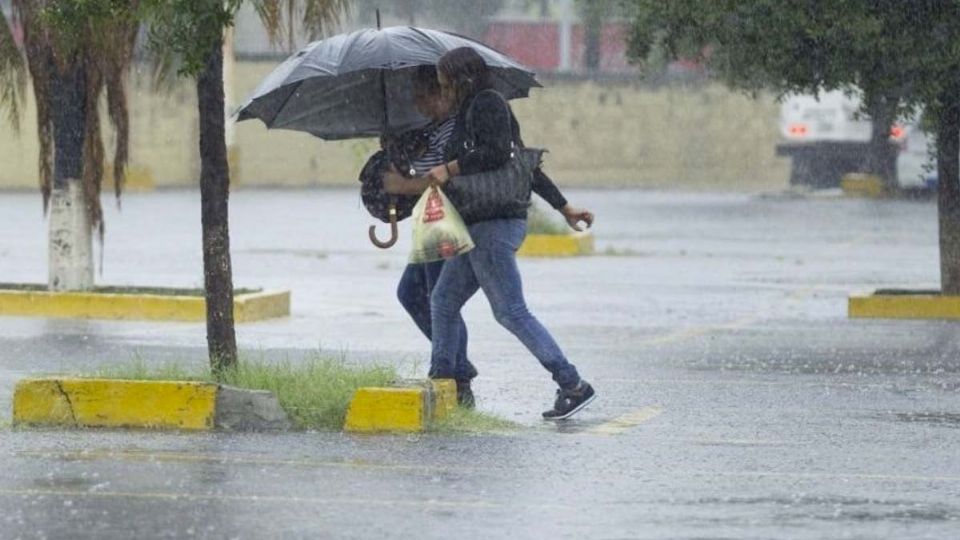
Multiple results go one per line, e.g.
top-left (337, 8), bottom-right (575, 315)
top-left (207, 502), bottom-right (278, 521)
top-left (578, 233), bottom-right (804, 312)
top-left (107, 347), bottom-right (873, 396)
top-left (464, 89), bottom-right (515, 151)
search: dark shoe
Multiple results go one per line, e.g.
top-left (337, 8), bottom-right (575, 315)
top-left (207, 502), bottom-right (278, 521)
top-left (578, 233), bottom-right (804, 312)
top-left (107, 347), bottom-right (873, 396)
top-left (456, 380), bottom-right (476, 409)
top-left (542, 380), bottom-right (596, 420)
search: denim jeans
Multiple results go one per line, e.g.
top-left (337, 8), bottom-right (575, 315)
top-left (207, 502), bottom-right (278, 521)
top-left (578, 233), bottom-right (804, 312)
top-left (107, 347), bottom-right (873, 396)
top-left (397, 260), bottom-right (477, 381)
top-left (429, 218), bottom-right (581, 389)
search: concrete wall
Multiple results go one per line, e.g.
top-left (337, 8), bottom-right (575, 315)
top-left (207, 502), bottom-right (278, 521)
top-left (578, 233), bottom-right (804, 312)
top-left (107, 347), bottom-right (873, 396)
top-left (0, 60), bottom-right (790, 191)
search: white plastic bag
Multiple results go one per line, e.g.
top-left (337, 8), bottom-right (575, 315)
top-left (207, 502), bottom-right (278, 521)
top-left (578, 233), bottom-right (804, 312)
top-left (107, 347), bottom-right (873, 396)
top-left (409, 186), bottom-right (475, 264)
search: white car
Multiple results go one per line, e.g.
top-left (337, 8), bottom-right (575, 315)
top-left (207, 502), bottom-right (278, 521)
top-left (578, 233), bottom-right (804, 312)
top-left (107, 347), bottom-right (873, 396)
top-left (776, 90), bottom-right (935, 190)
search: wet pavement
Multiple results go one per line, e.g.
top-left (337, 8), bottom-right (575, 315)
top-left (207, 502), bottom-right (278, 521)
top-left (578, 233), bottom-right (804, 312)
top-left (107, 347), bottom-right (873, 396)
top-left (1, 188), bottom-right (959, 539)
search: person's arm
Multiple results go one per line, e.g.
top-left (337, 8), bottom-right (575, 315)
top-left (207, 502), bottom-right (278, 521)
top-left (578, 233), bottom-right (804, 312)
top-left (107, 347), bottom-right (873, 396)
top-left (533, 168), bottom-right (594, 231)
top-left (382, 166), bottom-right (432, 195)
top-left (532, 168), bottom-right (568, 210)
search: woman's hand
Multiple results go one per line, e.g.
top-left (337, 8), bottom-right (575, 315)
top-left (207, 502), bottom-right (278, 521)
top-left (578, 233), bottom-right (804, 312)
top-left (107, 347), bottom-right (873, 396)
top-left (560, 205), bottom-right (594, 232)
top-left (426, 163), bottom-right (451, 187)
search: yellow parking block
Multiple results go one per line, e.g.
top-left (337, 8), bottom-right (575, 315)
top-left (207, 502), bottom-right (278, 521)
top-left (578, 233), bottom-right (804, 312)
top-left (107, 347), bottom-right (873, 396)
top-left (430, 379), bottom-right (457, 419)
top-left (841, 173), bottom-right (887, 198)
top-left (343, 387), bottom-right (426, 433)
top-left (849, 291), bottom-right (960, 319)
top-left (13, 378), bottom-right (218, 430)
top-left (518, 232), bottom-right (594, 257)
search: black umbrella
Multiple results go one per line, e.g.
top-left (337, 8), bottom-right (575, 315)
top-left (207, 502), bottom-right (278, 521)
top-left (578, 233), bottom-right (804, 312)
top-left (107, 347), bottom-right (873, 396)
top-left (236, 22), bottom-right (540, 248)
top-left (236, 26), bottom-right (541, 139)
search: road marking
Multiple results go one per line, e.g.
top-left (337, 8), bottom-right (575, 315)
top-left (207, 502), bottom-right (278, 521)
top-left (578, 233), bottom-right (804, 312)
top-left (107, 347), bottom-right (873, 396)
top-left (17, 450), bottom-right (465, 473)
top-left (0, 487), bottom-right (512, 509)
top-left (586, 405), bottom-right (664, 435)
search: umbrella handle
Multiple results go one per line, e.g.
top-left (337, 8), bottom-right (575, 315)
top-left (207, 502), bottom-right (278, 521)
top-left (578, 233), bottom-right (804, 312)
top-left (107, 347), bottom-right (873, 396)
top-left (369, 205), bottom-right (398, 249)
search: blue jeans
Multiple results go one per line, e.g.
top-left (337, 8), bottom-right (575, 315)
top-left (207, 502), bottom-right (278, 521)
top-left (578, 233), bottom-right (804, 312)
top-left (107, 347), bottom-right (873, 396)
top-left (398, 260), bottom-right (477, 381)
top-left (429, 218), bottom-right (581, 389)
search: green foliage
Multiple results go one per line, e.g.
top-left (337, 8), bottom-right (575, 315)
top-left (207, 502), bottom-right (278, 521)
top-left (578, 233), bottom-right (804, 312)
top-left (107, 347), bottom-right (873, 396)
top-left (140, 0), bottom-right (243, 77)
top-left (430, 407), bottom-right (518, 433)
top-left (624, 1), bottom-right (960, 108)
top-left (41, 0), bottom-right (138, 59)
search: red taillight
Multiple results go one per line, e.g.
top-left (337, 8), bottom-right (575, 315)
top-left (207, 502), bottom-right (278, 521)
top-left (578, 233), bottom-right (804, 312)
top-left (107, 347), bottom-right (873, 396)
top-left (788, 123), bottom-right (808, 137)
top-left (890, 125), bottom-right (905, 139)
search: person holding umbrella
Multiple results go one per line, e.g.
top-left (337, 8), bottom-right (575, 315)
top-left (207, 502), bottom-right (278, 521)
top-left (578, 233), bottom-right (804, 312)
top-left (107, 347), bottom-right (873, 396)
top-left (385, 65), bottom-right (594, 410)
top-left (385, 47), bottom-right (596, 420)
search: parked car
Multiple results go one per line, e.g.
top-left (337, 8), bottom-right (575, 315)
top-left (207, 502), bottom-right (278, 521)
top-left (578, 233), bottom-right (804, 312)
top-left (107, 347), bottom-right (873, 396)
top-left (776, 89), bottom-right (935, 190)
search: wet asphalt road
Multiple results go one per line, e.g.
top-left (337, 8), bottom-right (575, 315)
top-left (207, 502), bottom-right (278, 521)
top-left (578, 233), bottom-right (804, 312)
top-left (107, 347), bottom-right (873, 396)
top-left (1, 188), bottom-right (959, 539)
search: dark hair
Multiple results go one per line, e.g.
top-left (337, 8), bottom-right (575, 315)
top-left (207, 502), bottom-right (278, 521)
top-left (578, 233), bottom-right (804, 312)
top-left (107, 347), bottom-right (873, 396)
top-left (437, 47), bottom-right (491, 107)
top-left (412, 64), bottom-right (440, 96)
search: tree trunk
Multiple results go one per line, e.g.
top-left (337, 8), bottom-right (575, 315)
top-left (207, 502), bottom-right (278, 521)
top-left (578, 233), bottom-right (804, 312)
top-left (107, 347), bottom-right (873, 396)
top-left (937, 88), bottom-right (960, 295)
top-left (197, 39), bottom-right (238, 374)
top-left (583, 4), bottom-right (602, 72)
top-left (863, 94), bottom-right (898, 189)
top-left (48, 61), bottom-right (93, 291)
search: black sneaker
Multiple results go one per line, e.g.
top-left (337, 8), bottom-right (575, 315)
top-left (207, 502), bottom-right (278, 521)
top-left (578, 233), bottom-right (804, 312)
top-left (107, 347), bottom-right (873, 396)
top-left (542, 380), bottom-right (596, 420)
top-left (456, 380), bottom-right (476, 409)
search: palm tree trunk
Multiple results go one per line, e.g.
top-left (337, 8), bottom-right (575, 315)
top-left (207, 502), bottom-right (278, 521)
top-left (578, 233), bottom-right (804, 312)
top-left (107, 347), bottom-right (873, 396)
top-left (937, 87), bottom-right (960, 295)
top-left (196, 38), bottom-right (238, 374)
top-left (48, 61), bottom-right (93, 291)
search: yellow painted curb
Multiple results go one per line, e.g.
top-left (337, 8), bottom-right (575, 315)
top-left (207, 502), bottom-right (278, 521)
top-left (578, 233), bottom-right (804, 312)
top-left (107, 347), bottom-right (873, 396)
top-left (235, 290), bottom-right (291, 323)
top-left (13, 378), bottom-right (217, 430)
top-left (0, 288), bottom-right (290, 322)
top-left (518, 232), bottom-right (594, 257)
top-left (343, 387), bottom-right (426, 433)
top-left (431, 379), bottom-right (457, 419)
top-left (841, 173), bottom-right (887, 198)
top-left (849, 291), bottom-right (960, 319)
top-left (343, 379), bottom-right (457, 433)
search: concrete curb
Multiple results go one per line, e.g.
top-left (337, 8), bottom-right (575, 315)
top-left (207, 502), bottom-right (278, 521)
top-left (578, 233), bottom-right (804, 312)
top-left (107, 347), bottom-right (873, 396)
top-left (343, 379), bottom-right (456, 433)
top-left (12, 378), bottom-right (291, 431)
top-left (848, 289), bottom-right (960, 319)
top-left (0, 287), bottom-right (290, 322)
top-left (518, 232), bottom-right (595, 257)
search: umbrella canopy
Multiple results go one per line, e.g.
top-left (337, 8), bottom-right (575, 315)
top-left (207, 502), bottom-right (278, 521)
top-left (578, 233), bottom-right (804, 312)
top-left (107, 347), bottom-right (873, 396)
top-left (236, 26), bottom-right (541, 140)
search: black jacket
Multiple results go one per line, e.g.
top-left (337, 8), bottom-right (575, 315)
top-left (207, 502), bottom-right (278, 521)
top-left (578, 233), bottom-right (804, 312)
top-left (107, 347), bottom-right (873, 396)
top-left (444, 89), bottom-right (568, 212)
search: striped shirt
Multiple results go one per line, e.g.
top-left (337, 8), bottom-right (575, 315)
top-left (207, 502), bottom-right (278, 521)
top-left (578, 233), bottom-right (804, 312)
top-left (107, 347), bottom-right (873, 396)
top-left (411, 117), bottom-right (456, 176)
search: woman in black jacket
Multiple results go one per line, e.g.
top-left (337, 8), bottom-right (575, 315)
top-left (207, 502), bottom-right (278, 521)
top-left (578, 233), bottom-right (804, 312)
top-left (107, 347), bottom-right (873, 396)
top-left (424, 47), bottom-right (595, 419)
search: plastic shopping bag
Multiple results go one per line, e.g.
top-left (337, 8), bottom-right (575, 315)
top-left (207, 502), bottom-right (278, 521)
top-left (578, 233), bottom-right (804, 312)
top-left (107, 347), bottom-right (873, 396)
top-left (409, 186), bottom-right (475, 264)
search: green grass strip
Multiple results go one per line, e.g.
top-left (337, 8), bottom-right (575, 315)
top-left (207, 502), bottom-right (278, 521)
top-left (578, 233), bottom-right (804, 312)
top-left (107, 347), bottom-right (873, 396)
top-left (430, 407), bottom-right (519, 434)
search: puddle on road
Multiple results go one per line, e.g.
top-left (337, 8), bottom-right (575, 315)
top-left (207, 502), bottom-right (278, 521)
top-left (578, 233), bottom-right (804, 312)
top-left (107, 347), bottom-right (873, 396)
top-left (893, 411), bottom-right (960, 428)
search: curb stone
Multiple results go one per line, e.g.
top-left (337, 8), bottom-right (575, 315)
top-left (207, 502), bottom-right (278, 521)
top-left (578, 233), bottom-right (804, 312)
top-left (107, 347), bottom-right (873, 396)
top-left (343, 379), bottom-right (456, 433)
top-left (13, 378), bottom-right (292, 431)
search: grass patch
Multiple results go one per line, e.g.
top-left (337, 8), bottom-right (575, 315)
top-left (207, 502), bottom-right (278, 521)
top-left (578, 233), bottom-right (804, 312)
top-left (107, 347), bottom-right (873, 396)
top-left (526, 204), bottom-right (571, 236)
top-left (85, 354), bottom-right (396, 431)
top-left (430, 407), bottom-right (519, 433)
top-left (0, 283), bottom-right (260, 296)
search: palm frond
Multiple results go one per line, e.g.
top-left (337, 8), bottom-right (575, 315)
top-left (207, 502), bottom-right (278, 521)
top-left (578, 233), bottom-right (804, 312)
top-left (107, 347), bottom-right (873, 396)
top-left (14, 0), bottom-right (55, 210)
top-left (0, 9), bottom-right (27, 131)
top-left (253, 0), bottom-right (349, 50)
